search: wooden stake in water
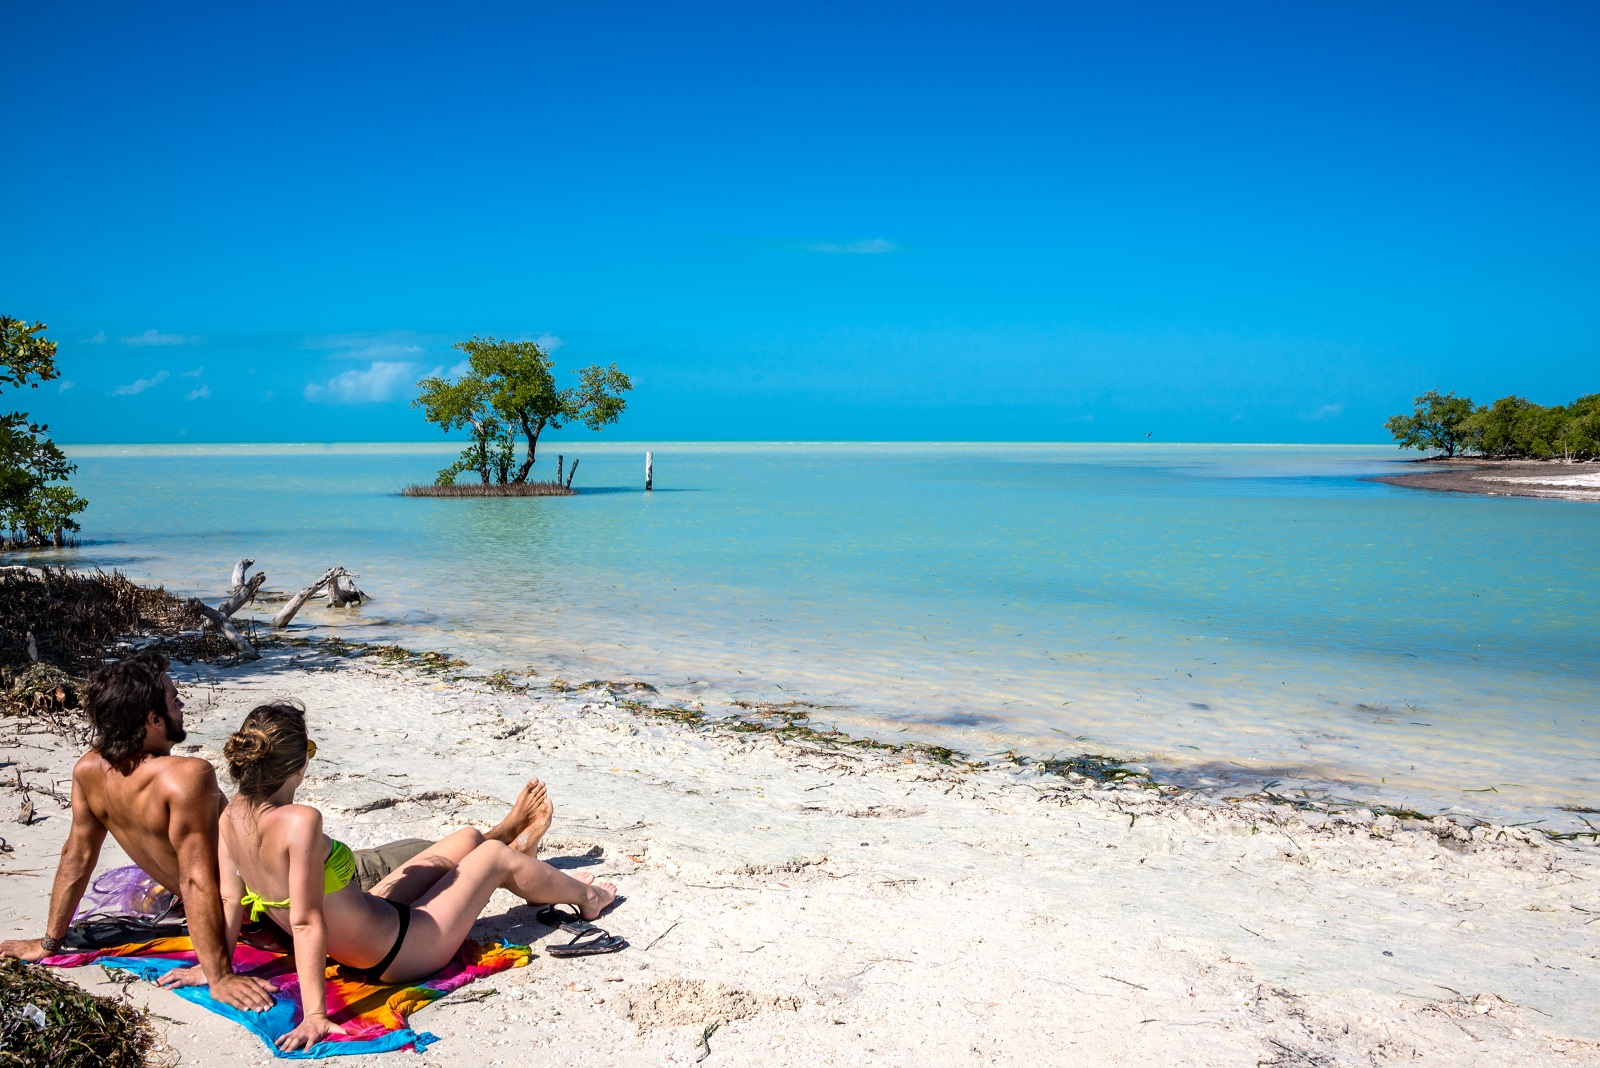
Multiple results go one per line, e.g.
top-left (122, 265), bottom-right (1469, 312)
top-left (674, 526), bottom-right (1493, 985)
top-left (645, 451), bottom-right (654, 492)
top-left (557, 455), bottom-right (564, 486)
top-left (566, 459), bottom-right (579, 489)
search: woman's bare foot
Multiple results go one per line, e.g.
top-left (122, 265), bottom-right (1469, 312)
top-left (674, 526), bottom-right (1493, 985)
top-left (511, 783), bottom-right (554, 856)
top-left (485, 779), bottom-right (551, 852)
top-left (580, 880), bottom-right (618, 920)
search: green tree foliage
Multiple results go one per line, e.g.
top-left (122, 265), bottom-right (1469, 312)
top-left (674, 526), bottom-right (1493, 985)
top-left (410, 371), bottom-right (511, 485)
top-left (1388, 389), bottom-right (1600, 461)
top-left (413, 337), bottom-right (632, 485)
top-left (0, 317), bottom-right (87, 548)
top-left (1383, 390), bottom-right (1476, 457)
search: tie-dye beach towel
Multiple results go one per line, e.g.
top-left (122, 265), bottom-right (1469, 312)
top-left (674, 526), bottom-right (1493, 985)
top-left (44, 934), bottom-right (531, 1058)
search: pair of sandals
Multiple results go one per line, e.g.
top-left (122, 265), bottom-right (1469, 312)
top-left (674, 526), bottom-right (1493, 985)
top-left (534, 905), bottom-right (628, 957)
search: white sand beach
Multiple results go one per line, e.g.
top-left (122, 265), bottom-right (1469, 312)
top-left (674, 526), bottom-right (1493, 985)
top-left (1483, 472), bottom-right (1600, 491)
top-left (3, 645), bottom-right (1597, 1067)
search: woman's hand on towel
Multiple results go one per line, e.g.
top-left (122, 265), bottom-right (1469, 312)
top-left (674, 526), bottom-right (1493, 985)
top-left (277, 1011), bottom-right (348, 1052)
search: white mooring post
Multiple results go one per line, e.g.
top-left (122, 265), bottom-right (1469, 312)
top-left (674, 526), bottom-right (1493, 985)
top-left (645, 451), bottom-right (654, 492)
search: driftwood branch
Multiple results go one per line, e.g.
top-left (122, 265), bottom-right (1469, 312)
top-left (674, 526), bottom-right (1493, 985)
top-left (328, 573), bottom-right (366, 608)
top-left (189, 598), bottom-right (262, 660)
top-left (218, 571), bottom-right (266, 617)
top-left (271, 567), bottom-right (346, 628)
top-left (229, 558), bottom-right (255, 594)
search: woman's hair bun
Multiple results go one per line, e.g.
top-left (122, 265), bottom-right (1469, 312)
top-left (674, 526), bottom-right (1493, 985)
top-left (223, 725), bottom-right (272, 768)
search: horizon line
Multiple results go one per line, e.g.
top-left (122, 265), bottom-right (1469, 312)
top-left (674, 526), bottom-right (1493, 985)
top-left (56, 438), bottom-right (1401, 448)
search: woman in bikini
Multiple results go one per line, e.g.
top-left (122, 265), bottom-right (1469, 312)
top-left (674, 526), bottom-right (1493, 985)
top-left (216, 700), bottom-right (616, 1052)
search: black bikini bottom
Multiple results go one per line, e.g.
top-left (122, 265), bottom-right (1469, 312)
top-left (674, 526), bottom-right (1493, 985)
top-left (367, 900), bottom-right (411, 981)
top-left (333, 899), bottom-right (411, 983)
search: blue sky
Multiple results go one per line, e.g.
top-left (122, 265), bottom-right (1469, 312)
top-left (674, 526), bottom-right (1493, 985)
top-left (4, 1), bottom-right (1596, 443)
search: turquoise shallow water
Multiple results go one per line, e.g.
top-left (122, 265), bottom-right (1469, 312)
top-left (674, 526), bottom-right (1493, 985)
top-left (16, 442), bottom-right (1600, 829)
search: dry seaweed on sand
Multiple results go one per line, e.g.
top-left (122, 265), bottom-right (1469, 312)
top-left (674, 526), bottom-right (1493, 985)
top-left (0, 958), bottom-right (161, 1068)
top-left (1029, 752), bottom-right (1153, 785)
top-left (595, 688), bottom-right (976, 769)
top-left (299, 636), bottom-right (468, 673)
top-left (549, 678), bottom-right (657, 696)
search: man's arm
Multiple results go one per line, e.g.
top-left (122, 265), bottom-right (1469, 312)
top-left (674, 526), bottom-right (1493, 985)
top-left (164, 760), bottom-right (275, 1011)
top-left (0, 760), bottom-right (107, 961)
top-left (158, 813), bottom-right (251, 991)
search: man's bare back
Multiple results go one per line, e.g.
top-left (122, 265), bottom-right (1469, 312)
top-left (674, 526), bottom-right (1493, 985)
top-left (69, 748), bottom-right (221, 898)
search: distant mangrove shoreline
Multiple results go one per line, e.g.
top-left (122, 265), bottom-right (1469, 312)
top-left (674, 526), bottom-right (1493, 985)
top-left (1386, 389), bottom-right (1599, 461)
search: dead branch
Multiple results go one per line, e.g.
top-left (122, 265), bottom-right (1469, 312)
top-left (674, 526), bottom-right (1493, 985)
top-left (228, 558), bottom-right (255, 594)
top-left (188, 598), bottom-right (262, 660)
top-left (271, 567), bottom-right (346, 628)
top-left (217, 571), bottom-right (265, 617)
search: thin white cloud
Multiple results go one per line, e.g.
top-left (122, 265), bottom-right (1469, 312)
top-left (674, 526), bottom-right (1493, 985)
top-left (532, 333), bottom-right (564, 351)
top-left (186, 385), bottom-right (211, 401)
top-left (331, 343), bottom-right (424, 361)
top-left (112, 370), bottom-right (170, 396)
top-left (1304, 403), bottom-right (1345, 421)
top-left (58, 380), bottom-right (75, 393)
top-left (304, 361), bottom-right (418, 404)
top-left (85, 331), bottom-right (107, 344)
top-left (121, 329), bottom-right (206, 347)
top-left (303, 332), bottom-right (427, 362)
top-left (807, 238), bottom-right (899, 254)
top-left (181, 366), bottom-right (204, 378)
top-left (447, 359), bottom-right (472, 378)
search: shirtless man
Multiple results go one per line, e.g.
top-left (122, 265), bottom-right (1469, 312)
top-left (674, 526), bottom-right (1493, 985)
top-left (0, 650), bottom-right (554, 1011)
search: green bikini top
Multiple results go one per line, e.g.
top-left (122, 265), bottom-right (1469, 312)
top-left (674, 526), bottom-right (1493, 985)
top-left (239, 839), bottom-right (356, 921)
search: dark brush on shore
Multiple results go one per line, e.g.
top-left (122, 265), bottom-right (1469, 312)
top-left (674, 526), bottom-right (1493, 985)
top-left (399, 481), bottom-right (575, 497)
top-left (0, 568), bottom-right (238, 729)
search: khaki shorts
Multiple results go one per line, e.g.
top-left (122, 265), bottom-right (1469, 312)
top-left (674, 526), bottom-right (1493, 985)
top-left (350, 839), bottom-right (432, 892)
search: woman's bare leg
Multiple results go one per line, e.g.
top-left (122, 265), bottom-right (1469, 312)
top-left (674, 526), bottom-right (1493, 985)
top-left (378, 840), bottom-right (616, 981)
top-left (369, 827), bottom-right (486, 905)
top-left (368, 780), bottom-right (554, 905)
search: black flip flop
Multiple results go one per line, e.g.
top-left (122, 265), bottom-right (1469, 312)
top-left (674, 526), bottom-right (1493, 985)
top-left (535, 905), bottom-right (628, 957)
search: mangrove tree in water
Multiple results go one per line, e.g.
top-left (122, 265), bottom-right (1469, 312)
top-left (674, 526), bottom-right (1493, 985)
top-left (413, 336), bottom-right (631, 486)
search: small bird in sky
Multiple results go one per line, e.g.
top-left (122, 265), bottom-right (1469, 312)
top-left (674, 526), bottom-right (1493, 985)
top-left (1145, 431), bottom-right (1153, 437)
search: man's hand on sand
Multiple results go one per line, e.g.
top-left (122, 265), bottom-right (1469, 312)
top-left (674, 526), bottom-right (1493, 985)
top-left (159, 967), bottom-right (277, 1011)
top-left (0, 938), bottom-right (48, 962)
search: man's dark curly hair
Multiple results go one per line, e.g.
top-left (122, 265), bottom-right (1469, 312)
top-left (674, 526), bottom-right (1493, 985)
top-left (83, 650), bottom-right (171, 766)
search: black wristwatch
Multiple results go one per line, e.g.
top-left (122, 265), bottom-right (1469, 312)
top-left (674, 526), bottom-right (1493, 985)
top-left (39, 934), bottom-right (64, 955)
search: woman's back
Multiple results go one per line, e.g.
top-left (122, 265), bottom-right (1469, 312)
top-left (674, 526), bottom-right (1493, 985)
top-left (220, 796), bottom-right (398, 970)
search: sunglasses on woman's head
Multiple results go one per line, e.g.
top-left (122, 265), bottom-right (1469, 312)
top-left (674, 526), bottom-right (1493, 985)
top-left (306, 739), bottom-right (317, 760)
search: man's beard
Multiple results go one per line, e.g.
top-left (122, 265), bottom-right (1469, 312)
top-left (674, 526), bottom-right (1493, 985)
top-left (160, 710), bottom-right (187, 746)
